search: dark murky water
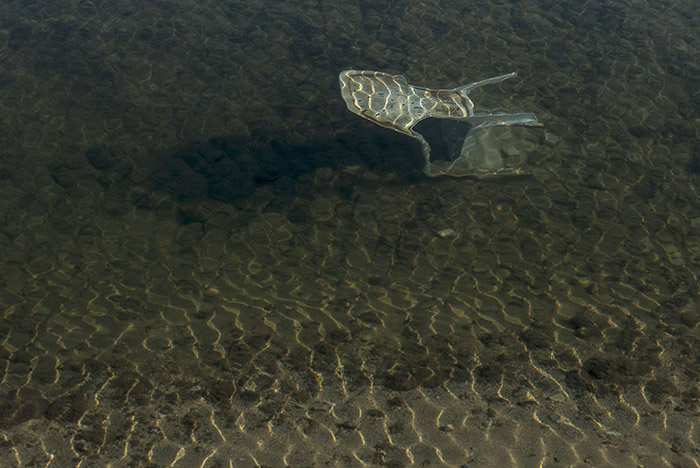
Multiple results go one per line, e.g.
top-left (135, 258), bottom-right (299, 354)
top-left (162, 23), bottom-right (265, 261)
top-left (0, 0), bottom-right (699, 467)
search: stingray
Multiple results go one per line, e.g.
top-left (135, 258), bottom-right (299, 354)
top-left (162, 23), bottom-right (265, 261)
top-left (339, 70), bottom-right (542, 177)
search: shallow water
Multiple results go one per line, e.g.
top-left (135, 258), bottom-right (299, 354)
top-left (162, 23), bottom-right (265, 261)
top-left (0, 0), bottom-right (699, 467)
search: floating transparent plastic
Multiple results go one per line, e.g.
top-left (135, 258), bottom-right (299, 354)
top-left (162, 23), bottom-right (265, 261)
top-left (339, 70), bottom-right (542, 177)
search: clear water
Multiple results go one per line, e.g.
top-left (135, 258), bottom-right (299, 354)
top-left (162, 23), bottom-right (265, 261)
top-left (0, 0), bottom-right (698, 467)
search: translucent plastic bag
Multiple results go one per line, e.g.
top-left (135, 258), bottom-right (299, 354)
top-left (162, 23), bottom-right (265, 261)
top-left (339, 70), bottom-right (542, 177)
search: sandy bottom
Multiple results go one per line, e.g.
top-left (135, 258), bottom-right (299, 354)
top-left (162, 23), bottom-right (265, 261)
top-left (1, 161), bottom-right (699, 468)
top-left (0, 0), bottom-right (699, 466)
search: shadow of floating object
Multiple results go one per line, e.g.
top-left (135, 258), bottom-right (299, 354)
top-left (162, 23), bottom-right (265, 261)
top-left (339, 70), bottom-right (543, 178)
top-left (84, 128), bottom-right (428, 218)
top-left (688, 143), bottom-right (700, 174)
top-left (138, 133), bottom-right (415, 206)
top-left (141, 131), bottom-right (426, 205)
top-left (145, 136), bottom-right (297, 203)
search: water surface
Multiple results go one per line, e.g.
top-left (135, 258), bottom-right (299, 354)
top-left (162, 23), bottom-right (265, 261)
top-left (0, 0), bottom-right (699, 467)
